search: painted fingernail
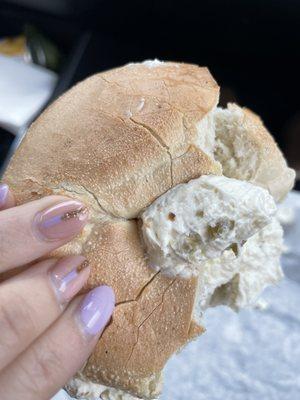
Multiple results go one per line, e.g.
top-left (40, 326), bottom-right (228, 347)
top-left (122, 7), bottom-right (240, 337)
top-left (34, 200), bottom-right (88, 241)
top-left (51, 256), bottom-right (90, 303)
top-left (0, 184), bottom-right (9, 208)
top-left (78, 286), bottom-right (115, 337)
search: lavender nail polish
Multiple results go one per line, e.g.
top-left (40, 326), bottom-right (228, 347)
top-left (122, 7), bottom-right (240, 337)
top-left (0, 184), bottom-right (9, 208)
top-left (51, 256), bottom-right (90, 303)
top-left (79, 286), bottom-right (115, 336)
top-left (34, 200), bottom-right (88, 241)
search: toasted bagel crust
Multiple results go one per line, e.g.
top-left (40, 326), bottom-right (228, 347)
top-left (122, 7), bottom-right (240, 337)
top-left (3, 62), bottom-right (219, 398)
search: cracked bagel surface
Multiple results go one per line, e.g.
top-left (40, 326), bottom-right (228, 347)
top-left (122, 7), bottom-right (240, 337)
top-left (3, 61), bottom-right (294, 399)
top-left (3, 62), bottom-right (220, 399)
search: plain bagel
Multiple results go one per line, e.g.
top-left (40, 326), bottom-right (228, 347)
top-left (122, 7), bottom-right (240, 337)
top-left (3, 60), bottom-right (295, 399)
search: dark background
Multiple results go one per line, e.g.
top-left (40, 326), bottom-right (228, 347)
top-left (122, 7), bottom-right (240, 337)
top-left (0, 0), bottom-right (299, 183)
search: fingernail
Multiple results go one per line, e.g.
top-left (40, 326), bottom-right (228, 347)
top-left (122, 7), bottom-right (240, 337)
top-left (78, 286), bottom-right (115, 337)
top-left (34, 200), bottom-right (88, 241)
top-left (0, 184), bottom-right (9, 208)
top-left (51, 256), bottom-right (90, 303)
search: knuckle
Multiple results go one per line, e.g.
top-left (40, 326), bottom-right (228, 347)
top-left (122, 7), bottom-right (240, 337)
top-left (0, 302), bottom-right (22, 346)
top-left (7, 339), bottom-right (65, 398)
top-left (26, 344), bottom-right (64, 393)
top-left (0, 293), bottom-right (36, 349)
top-left (0, 231), bottom-right (13, 269)
top-left (17, 359), bottom-right (47, 395)
top-left (15, 343), bottom-right (64, 396)
top-left (0, 217), bottom-right (20, 270)
top-left (0, 213), bottom-right (30, 270)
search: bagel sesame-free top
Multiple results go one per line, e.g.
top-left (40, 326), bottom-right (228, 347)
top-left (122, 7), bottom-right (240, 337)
top-left (3, 60), bottom-right (295, 399)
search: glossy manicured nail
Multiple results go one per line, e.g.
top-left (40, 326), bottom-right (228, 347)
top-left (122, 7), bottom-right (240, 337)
top-left (78, 285), bottom-right (115, 337)
top-left (34, 200), bottom-right (88, 241)
top-left (51, 256), bottom-right (90, 303)
top-left (0, 184), bottom-right (9, 208)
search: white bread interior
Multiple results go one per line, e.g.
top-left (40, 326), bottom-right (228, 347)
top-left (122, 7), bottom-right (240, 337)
top-left (2, 60), bottom-right (295, 400)
top-left (214, 104), bottom-right (295, 201)
top-left (141, 175), bottom-right (277, 278)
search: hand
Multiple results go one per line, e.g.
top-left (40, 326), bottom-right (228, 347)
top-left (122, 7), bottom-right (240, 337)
top-left (0, 183), bottom-right (115, 400)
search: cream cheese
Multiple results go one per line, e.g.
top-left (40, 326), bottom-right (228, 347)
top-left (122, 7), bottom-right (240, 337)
top-left (141, 175), bottom-right (277, 278)
top-left (202, 219), bottom-right (283, 311)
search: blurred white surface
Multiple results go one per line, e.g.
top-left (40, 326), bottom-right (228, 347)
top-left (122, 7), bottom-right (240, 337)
top-left (53, 192), bottom-right (300, 400)
top-left (0, 54), bottom-right (57, 135)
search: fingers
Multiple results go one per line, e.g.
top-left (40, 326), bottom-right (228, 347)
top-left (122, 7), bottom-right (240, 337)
top-left (0, 256), bottom-right (90, 371)
top-left (0, 195), bottom-right (88, 272)
top-left (0, 183), bottom-right (15, 210)
top-left (0, 286), bottom-right (115, 400)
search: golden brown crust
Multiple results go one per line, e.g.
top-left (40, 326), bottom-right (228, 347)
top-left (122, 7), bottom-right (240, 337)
top-left (3, 62), bottom-right (293, 398)
top-left (3, 62), bottom-right (219, 398)
top-left (4, 62), bottom-right (219, 219)
top-left (173, 145), bottom-right (221, 186)
top-left (84, 269), bottom-right (199, 397)
top-left (51, 219), bottom-right (157, 303)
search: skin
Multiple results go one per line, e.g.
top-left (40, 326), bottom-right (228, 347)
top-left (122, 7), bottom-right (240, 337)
top-left (0, 185), bottom-right (115, 400)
